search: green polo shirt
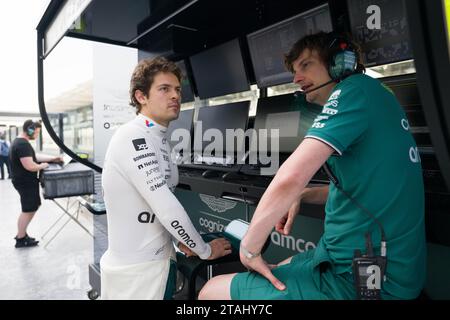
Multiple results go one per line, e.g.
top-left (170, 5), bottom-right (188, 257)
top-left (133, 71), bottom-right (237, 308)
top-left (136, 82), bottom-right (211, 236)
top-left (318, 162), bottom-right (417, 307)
top-left (305, 73), bottom-right (426, 299)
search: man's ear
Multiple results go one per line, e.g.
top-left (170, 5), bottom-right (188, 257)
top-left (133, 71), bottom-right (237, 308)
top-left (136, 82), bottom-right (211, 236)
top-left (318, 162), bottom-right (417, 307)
top-left (134, 90), bottom-right (148, 106)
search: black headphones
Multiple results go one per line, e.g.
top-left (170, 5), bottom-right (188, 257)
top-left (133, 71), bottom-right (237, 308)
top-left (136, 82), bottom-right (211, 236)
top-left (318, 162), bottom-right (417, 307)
top-left (327, 33), bottom-right (358, 82)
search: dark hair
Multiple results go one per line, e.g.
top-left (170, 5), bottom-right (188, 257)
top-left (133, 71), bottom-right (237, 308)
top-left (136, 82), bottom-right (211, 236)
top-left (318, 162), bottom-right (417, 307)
top-left (129, 57), bottom-right (183, 114)
top-left (284, 31), bottom-right (365, 74)
top-left (23, 119), bottom-right (41, 133)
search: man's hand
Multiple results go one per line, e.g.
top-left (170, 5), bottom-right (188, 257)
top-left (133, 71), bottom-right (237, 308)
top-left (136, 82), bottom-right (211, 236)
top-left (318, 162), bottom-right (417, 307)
top-left (52, 156), bottom-right (64, 164)
top-left (207, 238), bottom-right (232, 260)
top-left (178, 242), bottom-right (197, 257)
top-left (275, 198), bottom-right (301, 235)
top-left (39, 162), bottom-right (49, 170)
top-left (239, 252), bottom-right (286, 291)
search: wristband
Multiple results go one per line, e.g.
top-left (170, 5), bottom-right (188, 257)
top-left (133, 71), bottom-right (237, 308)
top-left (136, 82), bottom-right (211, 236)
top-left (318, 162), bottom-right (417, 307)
top-left (240, 244), bottom-right (261, 259)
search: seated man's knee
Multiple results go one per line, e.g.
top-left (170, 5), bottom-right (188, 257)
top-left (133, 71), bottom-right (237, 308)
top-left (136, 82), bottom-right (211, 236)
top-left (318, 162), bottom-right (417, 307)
top-left (198, 277), bottom-right (216, 300)
top-left (198, 274), bottom-right (234, 300)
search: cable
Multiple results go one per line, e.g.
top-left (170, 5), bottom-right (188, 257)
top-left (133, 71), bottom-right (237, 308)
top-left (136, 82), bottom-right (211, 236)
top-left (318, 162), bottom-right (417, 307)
top-left (322, 163), bottom-right (387, 257)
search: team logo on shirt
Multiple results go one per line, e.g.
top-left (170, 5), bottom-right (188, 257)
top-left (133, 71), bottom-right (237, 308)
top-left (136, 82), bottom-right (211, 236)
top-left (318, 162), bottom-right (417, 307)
top-left (138, 211), bottom-right (156, 223)
top-left (133, 152), bottom-right (156, 162)
top-left (137, 159), bottom-right (159, 170)
top-left (145, 120), bottom-right (155, 128)
top-left (144, 167), bottom-right (160, 176)
top-left (312, 97), bottom-right (340, 129)
top-left (132, 138), bottom-right (148, 151)
top-left (311, 114), bottom-right (329, 129)
top-left (171, 220), bottom-right (196, 248)
top-left (328, 89), bottom-right (341, 101)
top-left (324, 100), bottom-right (339, 108)
top-left (149, 181), bottom-right (166, 191)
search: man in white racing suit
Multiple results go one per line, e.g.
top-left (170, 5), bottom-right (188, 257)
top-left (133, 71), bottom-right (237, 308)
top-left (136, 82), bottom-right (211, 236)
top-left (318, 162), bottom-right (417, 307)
top-left (100, 57), bottom-right (232, 300)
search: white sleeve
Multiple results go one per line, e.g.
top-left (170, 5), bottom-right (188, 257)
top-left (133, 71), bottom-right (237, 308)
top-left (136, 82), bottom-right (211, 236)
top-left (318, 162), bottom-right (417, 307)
top-left (117, 132), bottom-right (211, 260)
top-left (171, 236), bottom-right (180, 247)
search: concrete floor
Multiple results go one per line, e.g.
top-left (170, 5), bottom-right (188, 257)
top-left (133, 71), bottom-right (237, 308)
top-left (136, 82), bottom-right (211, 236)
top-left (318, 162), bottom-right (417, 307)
top-left (0, 178), bottom-right (93, 300)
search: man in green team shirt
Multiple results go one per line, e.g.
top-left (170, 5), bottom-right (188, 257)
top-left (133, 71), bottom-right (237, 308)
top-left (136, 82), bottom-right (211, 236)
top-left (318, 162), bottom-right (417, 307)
top-left (199, 31), bottom-right (426, 300)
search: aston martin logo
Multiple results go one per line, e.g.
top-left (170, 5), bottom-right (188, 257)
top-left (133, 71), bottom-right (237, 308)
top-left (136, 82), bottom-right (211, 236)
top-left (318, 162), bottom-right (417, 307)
top-left (199, 194), bottom-right (237, 213)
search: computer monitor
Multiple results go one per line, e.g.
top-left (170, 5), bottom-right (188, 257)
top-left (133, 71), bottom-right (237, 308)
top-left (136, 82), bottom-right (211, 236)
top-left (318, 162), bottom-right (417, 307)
top-left (251, 93), bottom-right (323, 154)
top-left (166, 109), bottom-right (194, 152)
top-left (175, 60), bottom-right (195, 103)
top-left (189, 39), bottom-right (250, 99)
top-left (247, 4), bottom-right (332, 88)
top-left (347, 0), bottom-right (413, 66)
top-left (194, 101), bottom-right (250, 157)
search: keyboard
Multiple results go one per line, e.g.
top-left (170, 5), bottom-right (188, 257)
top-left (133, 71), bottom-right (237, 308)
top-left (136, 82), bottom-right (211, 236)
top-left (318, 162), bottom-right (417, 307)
top-left (44, 163), bottom-right (63, 171)
top-left (179, 162), bottom-right (241, 172)
top-left (240, 163), bottom-right (276, 176)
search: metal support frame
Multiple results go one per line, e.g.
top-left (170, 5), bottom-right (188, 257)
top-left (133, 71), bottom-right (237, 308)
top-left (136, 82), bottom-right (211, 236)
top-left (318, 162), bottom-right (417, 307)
top-left (41, 197), bottom-right (94, 248)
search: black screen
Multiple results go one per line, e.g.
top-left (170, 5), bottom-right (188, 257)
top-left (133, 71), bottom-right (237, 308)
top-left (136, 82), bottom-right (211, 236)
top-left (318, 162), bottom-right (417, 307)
top-left (347, 0), bottom-right (412, 66)
top-left (167, 109), bottom-right (194, 152)
top-left (194, 101), bottom-right (250, 154)
top-left (189, 39), bottom-right (250, 99)
top-left (175, 60), bottom-right (195, 103)
top-left (247, 4), bottom-right (332, 88)
top-left (252, 93), bottom-right (322, 153)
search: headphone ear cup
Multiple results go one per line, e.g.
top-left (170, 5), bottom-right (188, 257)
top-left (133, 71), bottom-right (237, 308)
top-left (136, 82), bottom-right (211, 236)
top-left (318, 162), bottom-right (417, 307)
top-left (328, 53), bottom-right (339, 80)
top-left (27, 125), bottom-right (35, 137)
top-left (329, 50), bottom-right (357, 80)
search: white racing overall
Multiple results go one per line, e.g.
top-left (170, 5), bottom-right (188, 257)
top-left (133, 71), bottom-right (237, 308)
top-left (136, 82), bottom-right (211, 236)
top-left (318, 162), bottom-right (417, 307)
top-left (100, 113), bottom-right (211, 299)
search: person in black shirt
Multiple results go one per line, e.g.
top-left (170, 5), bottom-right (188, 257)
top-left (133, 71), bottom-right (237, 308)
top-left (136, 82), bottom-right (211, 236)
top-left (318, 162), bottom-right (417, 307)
top-left (9, 120), bottom-right (61, 248)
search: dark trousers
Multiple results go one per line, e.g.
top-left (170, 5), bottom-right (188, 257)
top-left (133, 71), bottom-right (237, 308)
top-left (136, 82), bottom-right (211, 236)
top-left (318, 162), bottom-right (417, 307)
top-left (0, 155), bottom-right (10, 179)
